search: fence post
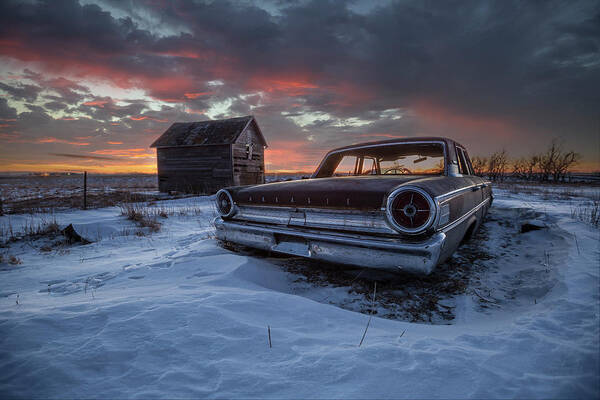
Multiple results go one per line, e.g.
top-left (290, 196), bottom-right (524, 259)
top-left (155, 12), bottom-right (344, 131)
top-left (83, 171), bottom-right (87, 210)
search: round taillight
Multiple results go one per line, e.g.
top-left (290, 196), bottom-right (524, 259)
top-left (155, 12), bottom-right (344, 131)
top-left (386, 187), bottom-right (436, 234)
top-left (216, 189), bottom-right (235, 217)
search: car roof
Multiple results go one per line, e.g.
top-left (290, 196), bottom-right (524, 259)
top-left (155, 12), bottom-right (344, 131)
top-left (324, 136), bottom-right (464, 155)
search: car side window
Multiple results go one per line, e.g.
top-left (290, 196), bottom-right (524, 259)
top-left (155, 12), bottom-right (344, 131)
top-left (456, 147), bottom-right (470, 175)
top-left (463, 149), bottom-right (475, 175)
top-left (333, 155), bottom-right (358, 176)
top-left (361, 157), bottom-right (377, 175)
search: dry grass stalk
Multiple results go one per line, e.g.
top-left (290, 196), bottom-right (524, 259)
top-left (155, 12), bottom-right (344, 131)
top-left (359, 282), bottom-right (377, 347)
top-left (119, 202), bottom-right (162, 233)
top-left (268, 326), bottom-right (272, 348)
top-left (571, 200), bottom-right (600, 228)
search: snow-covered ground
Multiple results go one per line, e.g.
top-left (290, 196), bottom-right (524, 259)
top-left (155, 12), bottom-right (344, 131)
top-left (0, 186), bottom-right (598, 398)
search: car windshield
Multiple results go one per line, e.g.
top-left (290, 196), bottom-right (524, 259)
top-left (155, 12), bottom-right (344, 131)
top-left (314, 142), bottom-right (445, 178)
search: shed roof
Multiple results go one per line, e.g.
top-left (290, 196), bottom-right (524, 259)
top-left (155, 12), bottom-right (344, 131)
top-left (150, 115), bottom-right (267, 148)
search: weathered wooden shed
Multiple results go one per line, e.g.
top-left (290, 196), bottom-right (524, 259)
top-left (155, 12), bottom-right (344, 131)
top-left (150, 115), bottom-right (268, 194)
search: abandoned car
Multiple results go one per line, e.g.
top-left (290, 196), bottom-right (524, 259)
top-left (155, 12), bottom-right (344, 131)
top-left (214, 137), bottom-right (492, 275)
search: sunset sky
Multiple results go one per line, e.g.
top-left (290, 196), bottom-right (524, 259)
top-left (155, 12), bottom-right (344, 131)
top-left (0, 0), bottom-right (598, 174)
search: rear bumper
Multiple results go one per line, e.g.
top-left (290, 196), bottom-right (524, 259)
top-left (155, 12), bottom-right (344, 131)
top-left (214, 218), bottom-right (446, 275)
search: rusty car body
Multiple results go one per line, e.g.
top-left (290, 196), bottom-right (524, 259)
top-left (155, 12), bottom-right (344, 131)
top-left (214, 137), bottom-right (492, 275)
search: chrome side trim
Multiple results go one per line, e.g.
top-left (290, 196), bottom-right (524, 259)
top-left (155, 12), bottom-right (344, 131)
top-left (312, 140), bottom-right (449, 177)
top-left (435, 184), bottom-right (479, 203)
top-left (439, 197), bottom-right (490, 233)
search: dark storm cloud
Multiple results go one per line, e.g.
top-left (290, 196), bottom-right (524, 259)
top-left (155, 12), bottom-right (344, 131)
top-left (0, 98), bottom-right (17, 120)
top-left (2, 0), bottom-right (596, 115)
top-left (50, 153), bottom-right (115, 160)
top-left (0, 82), bottom-right (42, 102)
top-left (43, 101), bottom-right (68, 111)
top-left (0, 0), bottom-right (598, 169)
top-left (76, 97), bottom-right (147, 121)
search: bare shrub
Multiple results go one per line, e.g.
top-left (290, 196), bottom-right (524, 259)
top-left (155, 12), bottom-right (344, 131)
top-left (119, 202), bottom-right (161, 233)
top-left (487, 149), bottom-right (509, 182)
top-left (178, 205), bottom-right (204, 216)
top-left (571, 200), bottom-right (600, 228)
top-left (138, 217), bottom-right (161, 233)
top-left (119, 202), bottom-right (146, 222)
top-left (1, 216), bottom-right (60, 243)
top-left (9, 255), bottom-right (22, 265)
top-left (158, 207), bottom-right (169, 218)
top-left (538, 139), bottom-right (580, 182)
top-left (512, 157), bottom-right (528, 180)
top-left (471, 156), bottom-right (488, 177)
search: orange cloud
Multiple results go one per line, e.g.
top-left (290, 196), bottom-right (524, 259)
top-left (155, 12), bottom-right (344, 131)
top-left (91, 148), bottom-right (154, 159)
top-left (129, 116), bottom-right (169, 122)
top-left (107, 141), bottom-right (123, 145)
top-left (82, 100), bottom-right (109, 107)
top-left (37, 137), bottom-right (90, 146)
top-left (184, 92), bottom-right (212, 99)
top-left (0, 161), bottom-right (157, 174)
top-left (153, 49), bottom-right (213, 60)
top-left (0, 133), bottom-right (20, 141)
top-left (248, 75), bottom-right (319, 96)
top-left (264, 140), bottom-right (323, 172)
top-left (184, 108), bottom-right (206, 115)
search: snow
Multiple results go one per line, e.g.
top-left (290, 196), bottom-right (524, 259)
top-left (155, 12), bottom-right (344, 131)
top-left (1, 186), bottom-right (599, 398)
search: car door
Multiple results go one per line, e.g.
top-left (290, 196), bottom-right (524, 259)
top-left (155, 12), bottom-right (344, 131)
top-left (455, 145), bottom-right (482, 210)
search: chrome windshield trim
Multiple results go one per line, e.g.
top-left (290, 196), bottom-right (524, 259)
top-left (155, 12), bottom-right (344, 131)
top-left (312, 140), bottom-right (449, 178)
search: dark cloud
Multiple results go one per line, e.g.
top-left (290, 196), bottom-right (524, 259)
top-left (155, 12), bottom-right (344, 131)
top-left (0, 98), bottom-right (17, 120)
top-left (0, 82), bottom-right (42, 102)
top-left (50, 153), bottom-right (115, 160)
top-left (43, 101), bottom-right (68, 111)
top-left (75, 97), bottom-right (147, 121)
top-left (0, 0), bottom-right (598, 170)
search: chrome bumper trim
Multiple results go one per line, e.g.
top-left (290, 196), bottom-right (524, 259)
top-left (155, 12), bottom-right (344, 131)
top-left (214, 219), bottom-right (446, 275)
top-left (231, 205), bottom-right (397, 235)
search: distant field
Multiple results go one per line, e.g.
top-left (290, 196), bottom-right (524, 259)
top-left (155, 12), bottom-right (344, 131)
top-left (0, 172), bottom-right (311, 203)
top-left (0, 174), bottom-right (159, 213)
top-left (0, 174), bottom-right (158, 202)
top-left (1, 172), bottom-right (598, 215)
top-left (0, 173), bottom-right (311, 214)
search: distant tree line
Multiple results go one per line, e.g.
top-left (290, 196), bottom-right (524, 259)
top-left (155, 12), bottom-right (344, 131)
top-left (472, 139), bottom-right (581, 182)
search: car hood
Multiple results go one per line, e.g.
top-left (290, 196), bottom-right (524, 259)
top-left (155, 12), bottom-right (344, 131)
top-left (227, 175), bottom-right (458, 210)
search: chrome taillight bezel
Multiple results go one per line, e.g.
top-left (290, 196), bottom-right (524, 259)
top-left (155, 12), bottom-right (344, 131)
top-left (385, 186), bottom-right (437, 235)
top-left (215, 189), bottom-right (237, 218)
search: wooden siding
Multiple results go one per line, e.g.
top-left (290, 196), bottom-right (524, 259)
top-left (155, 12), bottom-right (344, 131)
top-left (232, 125), bottom-right (265, 186)
top-left (156, 145), bottom-right (232, 194)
